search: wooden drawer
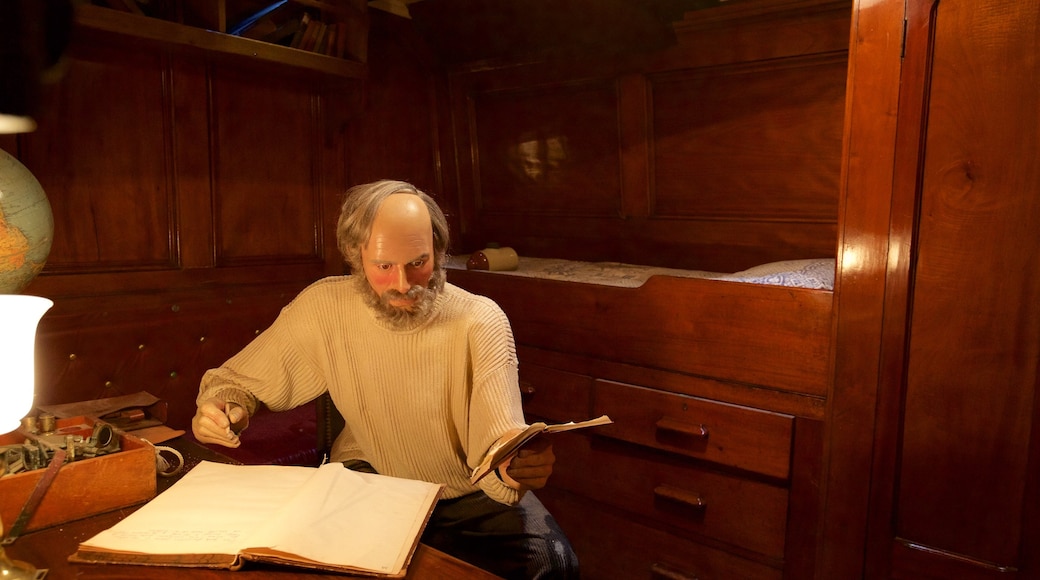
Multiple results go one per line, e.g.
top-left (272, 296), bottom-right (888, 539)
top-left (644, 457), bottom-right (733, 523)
top-left (518, 363), bottom-right (593, 423)
top-left (538, 487), bottom-right (782, 580)
top-left (550, 434), bottom-right (788, 558)
top-left (593, 380), bottom-right (794, 479)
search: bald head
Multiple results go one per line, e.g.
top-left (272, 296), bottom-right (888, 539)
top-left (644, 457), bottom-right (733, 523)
top-left (368, 193), bottom-right (432, 248)
top-left (335, 180), bottom-right (451, 276)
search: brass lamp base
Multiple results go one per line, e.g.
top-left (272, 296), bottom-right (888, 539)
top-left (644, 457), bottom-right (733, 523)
top-left (0, 546), bottom-right (41, 579)
top-left (1, 510), bottom-right (44, 579)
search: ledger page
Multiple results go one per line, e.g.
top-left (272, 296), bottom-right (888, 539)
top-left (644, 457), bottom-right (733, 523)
top-left (246, 463), bottom-right (442, 574)
top-left (79, 461), bottom-right (318, 556)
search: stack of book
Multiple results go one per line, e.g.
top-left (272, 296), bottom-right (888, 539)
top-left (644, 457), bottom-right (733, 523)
top-left (230, 0), bottom-right (367, 61)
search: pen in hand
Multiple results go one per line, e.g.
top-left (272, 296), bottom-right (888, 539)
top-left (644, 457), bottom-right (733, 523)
top-left (225, 402), bottom-right (244, 440)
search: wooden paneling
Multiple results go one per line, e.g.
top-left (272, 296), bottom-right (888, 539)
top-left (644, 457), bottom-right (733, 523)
top-left (828, 0), bottom-right (1040, 577)
top-left (409, 0), bottom-right (682, 64)
top-left (33, 281), bottom-right (308, 429)
top-left (893, 0), bottom-right (1040, 569)
top-left (518, 346), bottom-right (827, 420)
top-left (651, 55), bottom-right (845, 220)
top-left (346, 10), bottom-right (442, 200)
top-left (538, 487), bottom-right (783, 580)
top-left (210, 66), bottom-right (324, 265)
top-left (21, 43), bottom-right (176, 272)
top-left (518, 363), bottom-right (594, 424)
top-left (18, 9), bottom-right (359, 429)
top-left (594, 379), bottom-right (794, 479)
top-left (816, 0), bottom-right (904, 575)
top-left (550, 434), bottom-right (790, 560)
top-left (448, 268), bottom-right (834, 397)
top-left (445, 0), bottom-right (849, 271)
top-left (473, 80), bottom-right (621, 216)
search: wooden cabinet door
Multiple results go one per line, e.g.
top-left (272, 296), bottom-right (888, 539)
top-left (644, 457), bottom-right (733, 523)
top-left (871, 0), bottom-right (1040, 577)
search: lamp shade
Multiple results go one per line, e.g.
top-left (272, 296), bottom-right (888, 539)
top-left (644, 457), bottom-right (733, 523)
top-left (0, 294), bottom-right (52, 433)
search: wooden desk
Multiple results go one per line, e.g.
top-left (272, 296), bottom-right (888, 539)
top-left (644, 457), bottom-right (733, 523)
top-left (4, 438), bottom-right (499, 579)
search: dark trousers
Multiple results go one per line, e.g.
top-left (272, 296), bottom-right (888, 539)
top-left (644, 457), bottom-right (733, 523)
top-left (343, 460), bottom-right (579, 579)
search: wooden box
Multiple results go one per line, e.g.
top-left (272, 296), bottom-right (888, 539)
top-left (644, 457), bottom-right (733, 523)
top-left (0, 416), bottom-right (156, 534)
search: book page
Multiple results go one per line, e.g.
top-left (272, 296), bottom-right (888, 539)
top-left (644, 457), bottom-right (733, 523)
top-left (470, 415), bottom-right (613, 484)
top-left (245, 465), bottom-right (442, 574)
top-left (79, 461), bottom-right (443, 575)
top-left (79, 461), bottom-right (316, 556)
top-left (543, 414), bottom-right (614, 433)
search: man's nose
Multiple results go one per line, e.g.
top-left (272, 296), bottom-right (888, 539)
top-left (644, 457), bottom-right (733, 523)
top-left (391, 266), bottom-right (411, 293)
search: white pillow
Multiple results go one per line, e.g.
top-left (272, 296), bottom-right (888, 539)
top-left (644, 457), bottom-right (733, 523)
top-left (710, 259), bottom-right (835, 290)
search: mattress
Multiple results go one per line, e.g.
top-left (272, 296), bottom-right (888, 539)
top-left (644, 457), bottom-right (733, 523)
top-left (446, 256), bottom-right (834, 290)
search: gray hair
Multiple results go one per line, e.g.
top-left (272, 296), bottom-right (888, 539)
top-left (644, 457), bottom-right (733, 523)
top-left (335, 180), bottom-right (450, 272)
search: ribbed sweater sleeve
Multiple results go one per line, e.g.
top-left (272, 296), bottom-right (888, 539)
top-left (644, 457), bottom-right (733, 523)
top-left (198, 277), bottom-right (528, 505)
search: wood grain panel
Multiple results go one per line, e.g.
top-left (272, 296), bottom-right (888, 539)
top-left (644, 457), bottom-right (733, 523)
top-left (347, 10), bottom-right (442, 196)
top-left (593, 380), bottom-right (794, 479)
top-left (472, 80), bottom-right (621, 216)
top-left (443, 2), bottom-right (848, 272)
top-left (170, 58), bottom-right (215, 269)
top-left (549, 433), bottom-right (790, 559)
top-left (518, 363), bottom-right (594, 424)
top-left (22, 42), bottom-right (176, 271)
top-left (652, 55), bottom-right (846, 220)
top-left (211, 66), bottom-right (322, 265)
top-left (517, 346), bottom-right (827, 420)
top-left (894, 0), bottom-right (1040, 568)
top-left (466, 213), bottom-right (837, 271)
top-left (34, 281), bottom-right (307, 429)
top-left (538, 486), bottom-right (783, 580)
top-left (661, 0), bottom-right (852, 71)
top-left (448, 268), bottom-right (833, 396)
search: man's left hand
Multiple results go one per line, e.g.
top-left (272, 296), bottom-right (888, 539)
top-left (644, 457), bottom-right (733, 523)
top-left (500, 437), bottom-right (555, 491)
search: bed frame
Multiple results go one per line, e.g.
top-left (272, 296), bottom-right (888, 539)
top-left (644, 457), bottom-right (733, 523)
top-left (448, 267), bottom-right (832, 403)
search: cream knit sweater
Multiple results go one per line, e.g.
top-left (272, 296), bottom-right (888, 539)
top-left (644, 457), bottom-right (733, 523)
top-left (198, 276), bottom-right (527, 505)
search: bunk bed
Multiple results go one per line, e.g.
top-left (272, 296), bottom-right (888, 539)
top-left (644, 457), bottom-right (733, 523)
top-left (445, 253), bottom-right (834, 578)
top-left (446, 255), bottom-right (834, 400)
top-left (434, 2), bottom-right (850, 573)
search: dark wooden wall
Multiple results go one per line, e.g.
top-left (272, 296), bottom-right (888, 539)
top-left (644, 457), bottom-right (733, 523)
top-left (441, 0), bottom-right (850, 271)
top-left (822, 0), bottom-right (1040, 577)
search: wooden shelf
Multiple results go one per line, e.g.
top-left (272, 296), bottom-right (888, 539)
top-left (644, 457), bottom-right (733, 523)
top-left (74, 3), bottom-right (367, 81)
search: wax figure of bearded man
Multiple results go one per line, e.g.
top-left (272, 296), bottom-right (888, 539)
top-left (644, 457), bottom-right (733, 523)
top-left (192, 180), bottom-right (579, 579)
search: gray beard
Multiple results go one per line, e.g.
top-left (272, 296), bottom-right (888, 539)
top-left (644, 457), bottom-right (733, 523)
top-left (355, 267), bottom-right (446, 330)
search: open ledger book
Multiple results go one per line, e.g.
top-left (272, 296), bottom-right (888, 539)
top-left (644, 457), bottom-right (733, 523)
top-left (470, 415), bottom-right (613, 484)
top-left (70, 461), bottom-right (443, 577)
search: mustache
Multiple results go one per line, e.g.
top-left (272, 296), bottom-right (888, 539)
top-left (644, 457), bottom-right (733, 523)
top-left (382, 285), bottom-right (427, 302)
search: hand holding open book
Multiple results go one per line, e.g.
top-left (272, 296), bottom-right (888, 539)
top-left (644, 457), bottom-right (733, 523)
top-left (470, 415), bottom-right (613, 485)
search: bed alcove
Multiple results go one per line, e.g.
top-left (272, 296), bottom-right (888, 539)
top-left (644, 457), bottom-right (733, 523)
top-left (409, 0), bottom-right (847, 576)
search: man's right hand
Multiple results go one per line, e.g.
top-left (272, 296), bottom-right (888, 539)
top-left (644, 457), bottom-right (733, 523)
top-left (191, 398), bottom-right (249, 448)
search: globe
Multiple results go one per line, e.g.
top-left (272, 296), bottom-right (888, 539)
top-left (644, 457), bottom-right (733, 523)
top-left (0, 148), bottom-right (53, 294)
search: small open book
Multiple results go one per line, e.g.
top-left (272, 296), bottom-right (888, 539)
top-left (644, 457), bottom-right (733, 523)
top-left (470, 415), bottom-right (613, 484)
top-left (70, 461), bottom-right (442, 577)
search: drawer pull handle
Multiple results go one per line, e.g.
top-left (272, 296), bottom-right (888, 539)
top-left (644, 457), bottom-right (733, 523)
top-left (655, 417), bottom-right (709, 439)
top-left (650, 561), bottom-right (700, 580)
top-left (653, 485), bottom-right (706, 511)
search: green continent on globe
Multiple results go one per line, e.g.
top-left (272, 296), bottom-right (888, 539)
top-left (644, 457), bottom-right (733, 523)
top-left (0, 148), bottom-right (53, 294)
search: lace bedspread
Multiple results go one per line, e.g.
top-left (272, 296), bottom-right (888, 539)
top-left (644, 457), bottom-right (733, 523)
top-left (446, 256), bottom-right (834, 290)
